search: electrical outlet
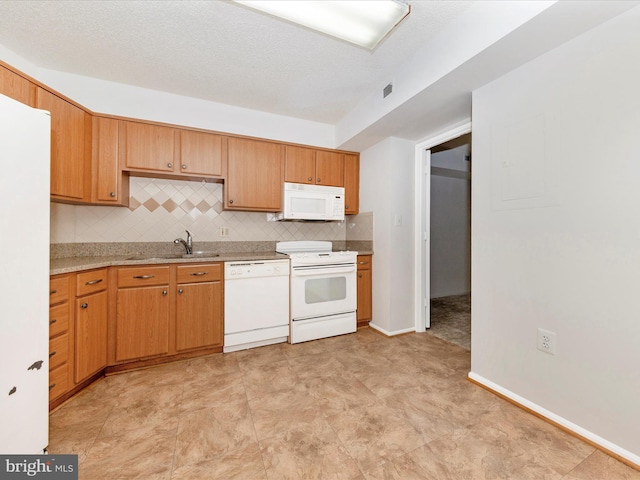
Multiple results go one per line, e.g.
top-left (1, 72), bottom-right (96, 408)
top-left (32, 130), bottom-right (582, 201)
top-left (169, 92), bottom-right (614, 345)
top-left (219, 227), bottom-right (229, 237)
top-left (537, 328), bottom-right (556, 355)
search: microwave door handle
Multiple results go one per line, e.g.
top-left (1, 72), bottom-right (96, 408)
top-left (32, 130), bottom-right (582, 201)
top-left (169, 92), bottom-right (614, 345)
top-left (292, 266), bottom-right (356, 276)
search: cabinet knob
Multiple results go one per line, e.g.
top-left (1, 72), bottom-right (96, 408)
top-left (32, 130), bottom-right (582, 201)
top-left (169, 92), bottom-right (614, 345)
top-left (110, 192), bottom-right (116, 197)
top-left (178, 289), bottom-right (184, 294)
top-left (167, 162), bottom-right (173, 168)
top-left (229, 199), bottom-right (234, 204)
top-left (50, 289), bottom-right (57, 295)
top-left (81, 303), bottom-right (88, 309)
top-left (49, 383), bottom-right (56, 391)
top-left (181, 164), bottom-right (187, 170)
top-left (308, 177), bottom-right (313, 181)
top-left (317, 178), bottom-right (321, 183)
top-left (50, 319), bottom-right (57, 325)
top-left (345, 205), bottom-right (349, 209)
top-left (49, 351), bottom-right (57, 358)
top-left (162, 290), bottom-right (168, 296)
top-left (358, 274), bottom-right (363, 278)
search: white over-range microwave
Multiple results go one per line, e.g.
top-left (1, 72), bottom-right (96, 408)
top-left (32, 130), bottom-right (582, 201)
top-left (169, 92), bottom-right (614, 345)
top-left (274, 182), bottom-right (345, 221)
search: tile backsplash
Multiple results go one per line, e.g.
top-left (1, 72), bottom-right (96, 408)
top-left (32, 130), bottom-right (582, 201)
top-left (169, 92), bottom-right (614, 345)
top-left (51, 177), bottom-right (371, 244)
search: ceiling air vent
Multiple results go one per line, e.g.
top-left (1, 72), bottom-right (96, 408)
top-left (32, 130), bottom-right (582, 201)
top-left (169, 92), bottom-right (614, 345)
top-left (383, 83), bottom-right (393, 98)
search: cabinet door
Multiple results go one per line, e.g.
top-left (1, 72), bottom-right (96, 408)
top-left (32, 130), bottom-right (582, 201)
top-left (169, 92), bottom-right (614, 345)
top-left (357, 255), bottom-right (372, 324)
top-left (315, 151), bottom-right (344, 187)
top-left (92, 116), bottom-right (129, 206)
top-left (178, 130), bottom-right (225, 177)
top-left (344, 153), bottom-right (360, 214)
top-left (0, 65), bottom-right (35, 106)
top-left (175, 281), bottom-right (223, 351)
top-left (121, 121), bottom-right (176, 173)
top-left (226, 137), bottom-right (284, 211)
top-left (116, 286), bottom-right (170, 361)
top-left (37, 87), bottom-right (89, 201)
top-left (284, 145), bottom-right (315, 184)
top-left (75, 290), bottom-right (108, 382)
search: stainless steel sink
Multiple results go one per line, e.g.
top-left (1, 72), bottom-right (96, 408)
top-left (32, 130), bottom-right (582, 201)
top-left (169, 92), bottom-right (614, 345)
top-left (186, 251), bottom-right (220, 258)
top-left (126, 254), bottom-right (184, 260)
top-left (126, 252), bottom-right (219, 261)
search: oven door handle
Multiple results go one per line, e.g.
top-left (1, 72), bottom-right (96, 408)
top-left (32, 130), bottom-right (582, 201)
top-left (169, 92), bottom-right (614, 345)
top-left (292, 265), bottom-right (356, 277)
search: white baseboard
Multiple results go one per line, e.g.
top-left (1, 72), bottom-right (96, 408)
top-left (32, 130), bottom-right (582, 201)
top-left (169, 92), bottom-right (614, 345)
top-left (368, 323), bottom-right (415, 337)
top-left (468, 372), bottom-right (640, 468)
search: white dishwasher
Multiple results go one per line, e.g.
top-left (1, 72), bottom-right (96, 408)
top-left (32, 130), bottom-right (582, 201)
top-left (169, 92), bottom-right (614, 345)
top-left (224, 259), bottom-right (290, 352)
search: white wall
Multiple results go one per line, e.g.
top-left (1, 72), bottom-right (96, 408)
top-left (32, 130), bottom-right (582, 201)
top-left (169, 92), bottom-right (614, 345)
top-left (0, 44), bottom-right (336, 149)
top-left (430, 144), bottom-right (471, 298)
top-left (471, 6), bottom-right (640, 462)
top-left (360, 137), bottom-right (415, 334)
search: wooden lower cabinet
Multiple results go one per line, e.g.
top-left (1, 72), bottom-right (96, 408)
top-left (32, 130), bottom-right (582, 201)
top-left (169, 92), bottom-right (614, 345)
top-left (116, 285), bottom-right (171, 362)
top-left (356, 255), bottom-right (372, 326)
top-left (75, 269), bottom-right (109, 383)
top-left (113, 262), bottom-right (223, 365)
top-left (49, 274), bottom-right (74, 403)
top-left (175, 263), bottom-right (223, 351)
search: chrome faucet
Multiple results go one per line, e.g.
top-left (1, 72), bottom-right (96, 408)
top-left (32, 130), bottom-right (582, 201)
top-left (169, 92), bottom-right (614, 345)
top-left (174, 230), bottom-right (193, 254)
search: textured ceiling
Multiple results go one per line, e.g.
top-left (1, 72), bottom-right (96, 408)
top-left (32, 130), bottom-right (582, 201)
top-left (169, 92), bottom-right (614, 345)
top-left (0, 0), bottom-right (474, 125)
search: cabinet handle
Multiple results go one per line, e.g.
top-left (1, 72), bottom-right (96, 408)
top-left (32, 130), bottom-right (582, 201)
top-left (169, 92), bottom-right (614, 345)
top-left (167, 162), bottom-right (173, 168)
top-left (49, 351), bottom-right (57, 358)
top-left (81, 303), bottom-right (88, 309)
top-left (178, 289), bottom-right (184, 294)
top-left (85, 278), bottom-right (103, 286)
top-left (181, 164), bottom-right (187, 169)
top-left (50, 289), bottom-right (57, 295)
top-left (308, 176), bottom-right (313, 181)
top-left (50, 319), bottom-right (57, 325)
top-left (358, 261), bottom-right (369, 265)
top-left (162, 290), bottom-right (168, 296)
top-left (190, 272), bottom-right (209, 276)
top-left (229, 199), bottom-right (234, 204)
top-left (133, 275), bottom-right (155, 279)
top-left (49, 383), bottom-right (56, 391)
top-left (110, 192), bottom-right (116, 197)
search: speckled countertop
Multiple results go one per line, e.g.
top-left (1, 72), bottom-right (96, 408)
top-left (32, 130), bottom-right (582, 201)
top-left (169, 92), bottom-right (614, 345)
top-left (50, 241), bottom-right (373, 275)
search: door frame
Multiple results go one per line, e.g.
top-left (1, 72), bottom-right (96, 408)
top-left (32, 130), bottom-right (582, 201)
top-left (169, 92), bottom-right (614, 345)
top-left (413, 121), bottom-right (472, 333)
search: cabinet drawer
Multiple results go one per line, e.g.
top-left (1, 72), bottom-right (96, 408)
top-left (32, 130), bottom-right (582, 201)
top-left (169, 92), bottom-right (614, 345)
top-left (49, 363), bottom-right (69, 400)
top-left (49, 333), bottom-right (69, 370)
top-left (49, 276), bottom-right (70, 305)
top-left (117, 266), bottom-right (170, 288)
top-left (49, 303), bottom-right (70, 337)
top-left (176, 263), bottom-right (222, 284)
top-left (357, 255), bottom-right (372, 271)
top-left (76, 268), bottom-right (107, 296)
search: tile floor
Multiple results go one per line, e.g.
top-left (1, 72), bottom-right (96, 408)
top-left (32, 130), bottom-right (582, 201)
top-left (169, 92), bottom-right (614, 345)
top-left (48, 328), bottom-right (639, 479)
top-left (428, 294), bottom-right (471, 350)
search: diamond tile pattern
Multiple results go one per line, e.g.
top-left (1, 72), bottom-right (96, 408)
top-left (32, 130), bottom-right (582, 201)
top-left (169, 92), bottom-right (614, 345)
top-left (51, 177), bottom-right (347, 243)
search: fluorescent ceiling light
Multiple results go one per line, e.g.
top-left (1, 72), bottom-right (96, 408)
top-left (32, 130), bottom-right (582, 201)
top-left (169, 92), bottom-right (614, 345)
top-left (233, 1), bottom-right (410, 50)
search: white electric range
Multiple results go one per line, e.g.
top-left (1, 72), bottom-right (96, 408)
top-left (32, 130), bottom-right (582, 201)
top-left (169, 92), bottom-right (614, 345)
top-left (275, 241), bottom-right (358, 344)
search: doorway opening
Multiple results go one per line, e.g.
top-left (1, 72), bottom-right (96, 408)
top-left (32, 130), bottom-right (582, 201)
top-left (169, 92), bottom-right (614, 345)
top-left (426, 133), bottom-right (471, 350)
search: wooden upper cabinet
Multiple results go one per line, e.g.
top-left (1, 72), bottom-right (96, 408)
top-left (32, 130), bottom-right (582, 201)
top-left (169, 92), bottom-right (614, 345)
top-left (315, 151), bottom-right (344, 187)
top-left (344, 153), bottom-right (359, 214)
top-left (178, 130), bottom-right (225, 177)
top-left (285, 146), bottom-right (345, 187)
top-left (92, 116), bottom-right (129, 206)
top-left (0, 65), bottom-right (35, 106)
top-left (284, 145), bottom-right (316, 184)
top-left (226, 137), bottom-right (284, 211)
top-left (121, 121), bottom-right (175, 173)
top-left (36, 87), bottom-right (90, 202)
